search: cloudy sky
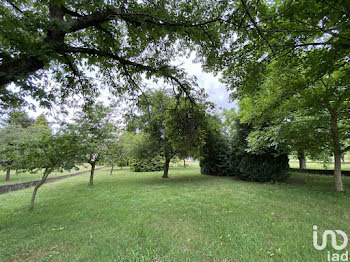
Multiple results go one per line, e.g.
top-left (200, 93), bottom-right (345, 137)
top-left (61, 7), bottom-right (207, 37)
top-left (24, 56), bottom-right (235, 123)
top-left (181, 57), bottom-right (234, 111)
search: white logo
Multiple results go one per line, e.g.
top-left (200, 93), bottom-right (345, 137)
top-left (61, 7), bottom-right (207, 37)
top-left (313, 225), bottom-right (348, 250)
top-left (313, 225), bottom-right (349, 262)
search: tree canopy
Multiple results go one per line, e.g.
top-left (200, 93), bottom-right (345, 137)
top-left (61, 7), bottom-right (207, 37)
top-left (0, 0), bottom-right (230, 108)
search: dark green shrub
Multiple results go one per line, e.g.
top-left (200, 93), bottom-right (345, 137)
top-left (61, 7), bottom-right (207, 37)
top-left (235, 150), bottom-right (289, 182)
top-left (130, 155), bottom-right (164, 172)
top-left (200, 130), bottom-right (232, 176)
top-left (231, 119), bottom-right (290, 182)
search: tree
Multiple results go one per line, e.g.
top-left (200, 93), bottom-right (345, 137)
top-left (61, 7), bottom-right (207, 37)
top-left (200, 115), bottom-right (232, 176)
top-left (230, 117), bottom-right (290, 182)
top-left (33, 114), bottom-right (51, 133)
top-left (0, 110), bottom-right (37, 181)
top-left (104, 138), bottom-right (128, 175)
top-left (68, 103), bottom-right (116, 186)
top-left (164, 94), bottom-right (209, 159)
top-left (127, 90), bottom-right (175, 178)
top-left (203, 0), bottom-right (350, 97)
top-left (18, 130), bottom-right (81, 210)
top-left (1, 109), bottom-right (34, 128)
top-left (0, 0), bottom-right (229, 109)
top-left (128, 89), bottom-right (209, 178)
top-left (237, 59), bottom-right (350, 191)
top-left (0, 125), bottom-right (25, 181)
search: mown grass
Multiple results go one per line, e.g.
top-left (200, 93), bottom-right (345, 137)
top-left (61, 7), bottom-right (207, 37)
top-left (0, 166), bottom-right (349, 261)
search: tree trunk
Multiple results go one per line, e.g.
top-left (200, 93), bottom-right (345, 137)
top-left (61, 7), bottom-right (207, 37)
top-left (184, 159), bottom-right (186, 168)
top-left (330, 111), bottom-right (344, 192)
top-left (297, 151), bottom-right (307, 169)
top-left (5, 168), bottom-right (10, 181)
top-left (110, 164), bottom-right (114, 175)
top-left (334, 152), bottom-right (343, 192)
top-left (29, 170), bottom-right (50, 211)
top-left (88, 162), bottom-right (96, 186)
top-left (341, 153), bottom-right (345, 163)
top-left (162, 156), bottom-right (171, 178)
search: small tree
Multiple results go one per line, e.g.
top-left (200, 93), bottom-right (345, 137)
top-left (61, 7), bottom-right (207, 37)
top-left (104, 139), bottom-right (128, 175)
top-left (68, 103), bottom-right (116, 185)
top-left (19, 131), bottom-right (80, 210)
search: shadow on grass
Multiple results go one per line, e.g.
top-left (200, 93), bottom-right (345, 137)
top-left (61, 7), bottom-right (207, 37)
top-left (100, 172), bottom-right (224, 186)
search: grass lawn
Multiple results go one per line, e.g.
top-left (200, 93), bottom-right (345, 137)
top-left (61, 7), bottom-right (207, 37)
top-left (0, 166), bottom-right (349, 261)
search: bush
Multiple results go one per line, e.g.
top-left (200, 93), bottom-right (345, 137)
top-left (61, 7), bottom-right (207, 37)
top-left (200, 130), bottom-right (232, 176)
top-left (231, 119), bottom-right (290, 182)
top-left (130, 155), bottom-right (164, 172)
top-left (234, 150), bottom-right (290, 182)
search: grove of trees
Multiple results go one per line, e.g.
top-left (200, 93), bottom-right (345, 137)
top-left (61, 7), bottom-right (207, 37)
top-left (1, 0), bottom-right (349, 214)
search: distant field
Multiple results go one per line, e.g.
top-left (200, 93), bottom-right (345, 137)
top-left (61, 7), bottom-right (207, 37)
top-left (0, 166), bottom-right (349, 261)
top-left (289, 159), bottom-right (350, 170)
top-left (0, 165), bottom-right (103, 186)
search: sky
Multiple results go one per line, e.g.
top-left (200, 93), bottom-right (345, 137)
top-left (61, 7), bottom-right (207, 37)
top-left (181, 57), bottom-right (234, 111)
top-left (24, 57), bottom-right (235, 123)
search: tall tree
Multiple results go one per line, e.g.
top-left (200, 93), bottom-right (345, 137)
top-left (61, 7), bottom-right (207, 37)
top-left (128, 90), bottom-right (175, 178)
top-left (238, 60), bottom-right (350, 191)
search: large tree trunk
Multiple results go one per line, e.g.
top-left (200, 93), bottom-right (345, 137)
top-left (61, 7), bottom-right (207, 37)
top-left (5, 168), bottom-right (10, 181)
top-left (183, 159), bottom-right (186, 168)
top-left (330, 111), bottom-right (344, 192)
top-left (110, 164), bottom-right (114, 175)
top-left (162, 156), bottom-right (171, 178)
top-left (29, 170), bottom-right (50, 211)
top-left (297, 151), bottom-right (307, 169)
top-left (88, 162), bottom-right (96, 186)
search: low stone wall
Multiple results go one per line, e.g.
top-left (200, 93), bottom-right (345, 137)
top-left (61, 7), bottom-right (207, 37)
top-left (0, 167), bottom-right (106, 195)
top-left (290, 168), bottom-right (350, 176)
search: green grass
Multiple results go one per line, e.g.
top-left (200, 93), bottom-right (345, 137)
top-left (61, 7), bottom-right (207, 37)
top-left (289, 160), bottom-right (350, 170)
top-left (0, 165), bottom-right (103, 186)
top-left (0, 166), bottom-right (349, 261)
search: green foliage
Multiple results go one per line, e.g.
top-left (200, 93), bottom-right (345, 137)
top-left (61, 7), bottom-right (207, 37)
top-left (0, 123), bottom-right (50, 173)
top-left (19, 131), bottom-right (80, 173)
top-left (0, 0), bottom-right (226, 108)
top-left (128, 90), bottom-right (174, 159)
top-left (33, 114), bottom-right (51, 133)
top-left (231, 119), bottom-right (290, 183)
top-left (235, 151), bottom-right (290, 183)
top-left (200, 116), bottom-right (232, 176)
top-left (164, 96), bottom-right (208, 158)
top-left (130, 155), bottom-right (164, 172)
top-left (67, 103), bottom-right (116, 165)
top-left (200, 130), bottom-right (232, 176)
top-left (1, 109), bottom-right (34, 128)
